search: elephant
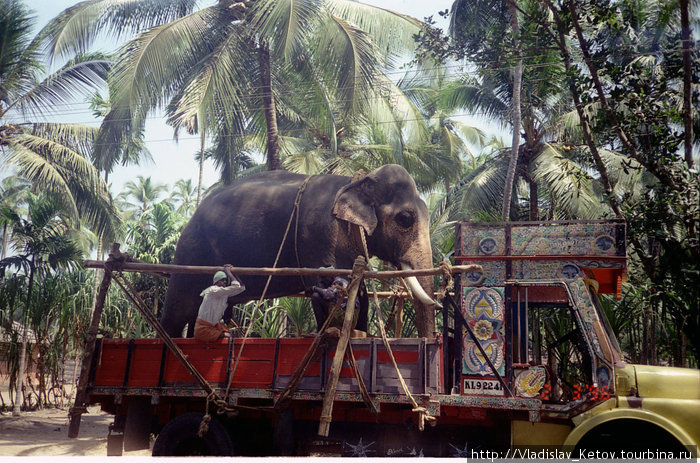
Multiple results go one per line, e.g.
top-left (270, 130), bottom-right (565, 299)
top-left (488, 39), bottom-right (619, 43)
top-left (160, 164), bottom-right (439, 339)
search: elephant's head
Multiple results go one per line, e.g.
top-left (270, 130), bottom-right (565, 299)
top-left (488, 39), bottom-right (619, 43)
top-left (332, 164), bottom-right (438, 338)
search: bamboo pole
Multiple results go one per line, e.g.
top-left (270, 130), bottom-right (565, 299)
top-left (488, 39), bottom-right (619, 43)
top-left (317, 257), bottom-right (366, 437)
top-left (68, 246), bottom-right (119, 438)
top-left (395, 298), bottom-right (404, 337)
top-left (82, 259), bottom-right (481, 280)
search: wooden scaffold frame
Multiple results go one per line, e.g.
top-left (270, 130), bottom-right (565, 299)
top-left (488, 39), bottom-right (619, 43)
top-left (68, 242), bottom-right (481, 439)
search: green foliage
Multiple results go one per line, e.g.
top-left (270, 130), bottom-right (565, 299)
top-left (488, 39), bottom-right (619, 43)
top-left (277, 297), bottom-right (315, 338)
top-left (0, 1), bottom-right (119, 241)
top-left (232, 300), bottom-right (288, 339)
top-left (0, 192), bottom-right (84, 410)
top-left (123, 202), bottom-right (185, 319)
top-left (417, 0), bottom-right (698, 366)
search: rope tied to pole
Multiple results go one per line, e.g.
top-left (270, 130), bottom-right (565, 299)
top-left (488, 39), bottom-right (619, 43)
top-left (436, 261), bottom-right (454, 300)
top-left (355, 225), bottom-right (437, 431)
top-left (226, 176), bottom-right (312, 401)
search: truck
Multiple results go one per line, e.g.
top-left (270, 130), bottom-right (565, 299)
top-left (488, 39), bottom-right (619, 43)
top-left (73, 220), bottom-right (699, 457)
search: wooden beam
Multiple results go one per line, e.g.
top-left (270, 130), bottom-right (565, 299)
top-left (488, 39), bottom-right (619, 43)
top-left (82, 259), bottom-right (481, 280)
top-left (69, 246), bottom-right (118, 438)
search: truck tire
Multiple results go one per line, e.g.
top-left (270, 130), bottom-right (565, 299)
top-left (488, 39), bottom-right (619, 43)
top-left (152, 412), bottom-right (234, 456)
top-left (575, 419), bottom-right (685, 453)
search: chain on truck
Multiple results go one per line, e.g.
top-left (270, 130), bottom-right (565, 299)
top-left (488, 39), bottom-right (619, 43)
top-left (67, 220), bottom-right (700, 457)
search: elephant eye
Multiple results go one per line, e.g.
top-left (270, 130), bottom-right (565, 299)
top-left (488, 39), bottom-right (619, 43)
top-left (395, 210), bottom-right (415, 229)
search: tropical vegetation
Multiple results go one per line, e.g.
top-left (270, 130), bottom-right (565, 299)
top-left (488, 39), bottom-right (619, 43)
top-left (0, 0), bottom-right (697, 414)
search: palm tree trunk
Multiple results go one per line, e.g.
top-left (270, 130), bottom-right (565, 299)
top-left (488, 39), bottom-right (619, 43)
top-left (502, 1), bottom-right (522, 222)
top-left (545, 1), bottom-right (623, 218)
top-left (680, 0), bottom-right (693, 169)
top-left (13, 263), bottom-right (35, 416)
top-left (197, 134), bottom-right (205, 206)
top-left (259, 42), bottom-right (281, 171)
top-left (529, 179), bottom-right (538, 221)
top-left (92, 170), bottom-right (108, 313)
top-left (1, 222), bottom-right (8, 260)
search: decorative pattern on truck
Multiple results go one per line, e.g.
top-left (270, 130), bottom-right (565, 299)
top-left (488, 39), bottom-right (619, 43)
top-left (460, 222), bottom-right (623, 257)
top-left (511, 223), bottom-right (620, 256)
top-left (513, 366), bottom-right (547, 398)
top-left (461, 287), bottom-right (506, 395)
top-left (463, 259), bottom-right (624, 288)
top-left (567, 279), bottom-right (605, 361)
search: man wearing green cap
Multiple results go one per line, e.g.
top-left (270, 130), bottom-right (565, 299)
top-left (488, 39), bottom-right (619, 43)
top-left (194, 264), bottom-right (245, 342)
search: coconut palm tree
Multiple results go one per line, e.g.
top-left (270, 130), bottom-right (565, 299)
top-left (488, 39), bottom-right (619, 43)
top-left (0, 176), bottom-right (31, 260)
top-left (0, 192), bottom-right (82, 415)
top-left (437, 0), bottom-right (648, 222)
top-left (396, 67), bottom-right (487, 192)
top-left (124, 202), bottom-right (183, 316)
top-left (447, 0), bottom-right (523, 220)
top-left (169, 178), bottom-right (198, 217)
top-left (0, 0), bottom-right (119, 242)
top-left (40, 0), bottom-right (424, 186)
top-left (116, 175), bottom-right (169, 222)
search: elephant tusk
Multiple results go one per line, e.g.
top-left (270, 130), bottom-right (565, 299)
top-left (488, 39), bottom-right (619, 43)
top-left (400, 264), bottom-right (443, 309)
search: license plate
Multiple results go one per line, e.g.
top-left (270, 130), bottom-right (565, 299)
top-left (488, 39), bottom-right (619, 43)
top-left (462, 377), bottom-right (505, 396)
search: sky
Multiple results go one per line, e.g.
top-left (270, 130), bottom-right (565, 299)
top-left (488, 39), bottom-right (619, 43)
top-left (21, 0), bottom-right (462, 195)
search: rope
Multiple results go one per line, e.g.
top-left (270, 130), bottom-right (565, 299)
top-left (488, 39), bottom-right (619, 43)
top-left (356, 226), bottom-right (436, 431)
top-left (293, 176), bottom-right (313, 289)
top-left (198, 395), bottom-right (214, 437)
top-left (436, 261), bottom-right (454, 300)
top-left (225, 176), bottom-right (313, 402)
top-left (273, 301), bottom-right (341, 410)
top-left (347, 342), bottom-right (379, 416)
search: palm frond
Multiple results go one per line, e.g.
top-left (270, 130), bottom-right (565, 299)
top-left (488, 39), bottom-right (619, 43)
top-left (11, 54), bottom-right (109, 119)
top-left (370, 74), bottom-right (429, 147)
top-left (38, 0), bottom-right (199, 61)
top-left (248, 0), bottom-right (323, 63)
top-left (454, 153), bottom-right (508, 220)
top-left (5, 139), bottom-right (80, 220)
top-left (314, 14), bottom-right (380, 116)
top-left (7, 128), bottom-right (119, 239)
top-left (597, 148), bottom-right (647, 199)
top-left (329, 0), bottom-right (423, 63)
top-left (167, 22), bottom-right (250, 139)
top-left (439, 77), bottom-right (509, 126)
top-left (282, 148), bottom-right (329, 174)
top-left (532, 143), bottom-right (601, 219)
top-left (0, 1), bottom-right (43, 106)
top-left (95, 6), bottom-right (220, 172)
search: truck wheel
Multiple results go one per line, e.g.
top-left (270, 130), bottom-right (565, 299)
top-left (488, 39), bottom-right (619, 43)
top-left (575, 419), bottom-right (685, 453)
top-left (152, 412), bottom-right (234, 456)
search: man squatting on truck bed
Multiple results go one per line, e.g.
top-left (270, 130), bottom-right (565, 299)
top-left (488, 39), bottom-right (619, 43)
top-left (194, 265), bottom-right (245, 342)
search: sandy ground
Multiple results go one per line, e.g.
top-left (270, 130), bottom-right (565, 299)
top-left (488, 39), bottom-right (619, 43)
top-left (0, 405), bottom-right (151, 457)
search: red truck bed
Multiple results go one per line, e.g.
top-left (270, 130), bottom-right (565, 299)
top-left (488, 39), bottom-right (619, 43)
top-left (90, 336), bottom-right (442, 397)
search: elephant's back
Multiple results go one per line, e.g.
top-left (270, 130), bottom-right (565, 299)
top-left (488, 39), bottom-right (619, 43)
top-left (202, 170), bottom-right (348, 209)
top-left (174, 171), bottom-right (350, 268)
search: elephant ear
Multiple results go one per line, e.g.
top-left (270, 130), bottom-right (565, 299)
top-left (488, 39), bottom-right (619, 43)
top-left (332, 176), bottom-right (378, 235)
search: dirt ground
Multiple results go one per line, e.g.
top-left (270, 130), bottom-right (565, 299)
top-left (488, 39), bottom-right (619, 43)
top-left (0, 405), bottom-right (151, 457)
